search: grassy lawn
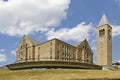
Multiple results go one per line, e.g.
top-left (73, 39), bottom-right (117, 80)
top-left (0, 69), bottom-right (120, 80)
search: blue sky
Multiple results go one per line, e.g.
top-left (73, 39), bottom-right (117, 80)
top-left (0, 0), bottom-right (120, 66)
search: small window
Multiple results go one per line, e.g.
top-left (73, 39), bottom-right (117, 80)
top-left (38, 55), bottom-right (40, 60)
top-left (38, 47), bottom-right (40, 54)
top-left (99, 29), bottom-right (105, 36)
top-left (50, 56), bottom-right (52, 59)
top-left (23, 45), bottom-right (25, 48)
top-left (21, 57), bottom-right (23, 60)
top-left (109, 35), bottom-right (111, 41)
top-left (83, 46), bottom-right (84, 49)
top-left (50, 51), bottom-right (52, 55)
top-left (50, 42), bottom-right (52, 46)
top-left (26, 44), bottom-right (27, 47)
top-left (21, 46), bottom-right (22, 49)
top-left (57, 51), bottom-right (59, 54)
top-left (57, 42), bottom-right (59, 45)
top-left (29, 56), bottom-right (31, 60)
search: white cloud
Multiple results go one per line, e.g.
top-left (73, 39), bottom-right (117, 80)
top-left (11, 50), bottom-right (16, 55)
top-left (0, 54), bottom-right (7, 62)
top-left (112, 25), bottom-right (120, 37)
top-left (0, 49), bottom-right (5, 52)
top-left (0, 0), bottom-right (70, 36)
top-left (46, 22), bottom-right (95, 41)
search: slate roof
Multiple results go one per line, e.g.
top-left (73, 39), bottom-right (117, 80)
top-left (27, 37), bottom-right (42, 46)
top-left (98, 14), bottom-right (109, 26)
top-left (74, 41), bottom-right (82, 47)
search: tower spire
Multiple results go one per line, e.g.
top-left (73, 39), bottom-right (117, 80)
top-left (96, 14), bottom-right (112, 66)
top-left (98, 14), bottom-right (109, 26)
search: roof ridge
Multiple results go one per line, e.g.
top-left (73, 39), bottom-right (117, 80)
top-left (73, 39), bottom-right (87, 47)
top-left (27, 36), bottom-right (42, 46)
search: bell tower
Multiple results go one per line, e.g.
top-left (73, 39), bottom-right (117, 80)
top-left (96, 14), bottom-right (112, 66)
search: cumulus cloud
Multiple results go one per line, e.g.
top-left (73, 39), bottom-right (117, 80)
top-left (0, 0), bottom-right (70, 36)
top-left (0, 54), bottom-right (7, 62)
top-left (46, 22), bottom-right (95, 41)
top-left (112, 25), bottom-right (120, 37)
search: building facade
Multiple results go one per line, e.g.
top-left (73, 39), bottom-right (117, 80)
top-left (96, 14), bottom-right (112, 66)
top-left (16, 35), bottom-right (93, 63)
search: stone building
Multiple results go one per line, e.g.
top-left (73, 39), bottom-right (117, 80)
top-left (96, 14), bottom-right (112, 66)
top-left (16, 35), bottom-right (93, 63)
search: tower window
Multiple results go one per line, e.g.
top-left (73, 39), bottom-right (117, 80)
top-left (99, 29), bottom-right (105, 36)
top-left (50, 42), bottom-right (52, 46)
top-left (38, 47), bottom-right (40, 60)
top-left (108, 35), bottom-right (111, 41)
top-left (50, 56), bottom-right (52, 59)
top-left (38, 47), bottom-right (40, 54)
top-left (108, 30), bottom-right (111, 40)
top-left (108, 29), bottom-right (111, 34)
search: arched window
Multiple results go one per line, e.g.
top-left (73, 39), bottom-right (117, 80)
top-left (99, 29), bottom-right (105, 37)
top-left (38, 47), bottom-right (40, 60)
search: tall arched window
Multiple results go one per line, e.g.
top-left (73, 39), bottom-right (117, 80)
top-left (38, 47), bottom-right (40, 60)
top-left (99, 29), bottom-right (105, 37)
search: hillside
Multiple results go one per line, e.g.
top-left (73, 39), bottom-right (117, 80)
top-left (0, 69), bottom-right (120, 80)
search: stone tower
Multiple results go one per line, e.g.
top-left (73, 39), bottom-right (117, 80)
top-left (96, 14), bottom-right (112, 66)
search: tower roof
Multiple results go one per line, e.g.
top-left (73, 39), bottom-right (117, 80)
top-left (98, 14), bottom-right (109, 26)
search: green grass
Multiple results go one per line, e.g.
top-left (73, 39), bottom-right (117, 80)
top-left (0, 69), bottom-right (120, 80)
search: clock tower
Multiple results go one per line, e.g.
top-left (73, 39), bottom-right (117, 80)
top-left (96, 14), bottom-right (112, 66)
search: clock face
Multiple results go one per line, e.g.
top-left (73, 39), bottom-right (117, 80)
top-left (100, 37), bottom-right (104, 41)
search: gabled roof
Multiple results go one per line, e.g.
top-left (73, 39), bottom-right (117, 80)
top-left (74, 39), bottom-right (88, 47)
top-left (74, 39), bottom-right (93, 54)
top-left (98, 14), bottom-right (109, 26)
top-left (74, 41), bottom-right (82, 47)
top-left (17, 35), bottom-right (42, 48)
top-left (27, 37), bottom-right (42, 46)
